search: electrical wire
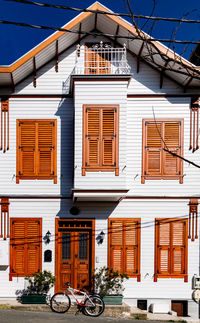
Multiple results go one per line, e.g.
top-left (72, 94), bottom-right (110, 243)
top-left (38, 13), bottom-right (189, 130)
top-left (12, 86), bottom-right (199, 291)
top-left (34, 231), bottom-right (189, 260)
top-left (0, 19), bottom-right (199, 45)
top-left (5, 0), bottom-right (200, 24)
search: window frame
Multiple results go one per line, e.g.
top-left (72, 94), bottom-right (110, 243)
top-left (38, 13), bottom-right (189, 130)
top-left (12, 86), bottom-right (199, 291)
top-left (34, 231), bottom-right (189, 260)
top-left (142, 119), bottom-right (184, 184)
top-left (108, 218), bottom-right (141, 281)
top-left (154, 218), bottom-right (188, 282)
top-left (82, 105), bottom-right (119, 176)
top-left (16, 119), bottom-right (57, 183)
top-left (9, 218), bottom-right (42, 281)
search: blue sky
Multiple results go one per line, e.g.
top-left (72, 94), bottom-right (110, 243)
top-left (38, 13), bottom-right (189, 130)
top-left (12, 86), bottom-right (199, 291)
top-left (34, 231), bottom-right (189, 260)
top-left (0, 0), bottom-right (199, 65)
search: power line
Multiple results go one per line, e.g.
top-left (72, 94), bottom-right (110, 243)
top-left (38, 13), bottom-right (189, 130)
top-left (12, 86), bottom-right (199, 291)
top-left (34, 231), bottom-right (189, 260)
top-left (5, 0), bottom-right (200, 24)
top-left (0, 19), bottom-right (200, 45)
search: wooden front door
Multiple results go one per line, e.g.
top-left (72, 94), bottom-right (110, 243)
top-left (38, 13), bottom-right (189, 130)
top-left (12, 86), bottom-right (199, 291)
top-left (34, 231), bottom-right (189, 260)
top-left (55, 219), bottom-right (94, 293)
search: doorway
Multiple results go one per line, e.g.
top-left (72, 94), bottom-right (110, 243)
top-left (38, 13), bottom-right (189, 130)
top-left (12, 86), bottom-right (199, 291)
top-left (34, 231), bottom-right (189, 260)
top-left (55, 219), bottom-right (95, 293)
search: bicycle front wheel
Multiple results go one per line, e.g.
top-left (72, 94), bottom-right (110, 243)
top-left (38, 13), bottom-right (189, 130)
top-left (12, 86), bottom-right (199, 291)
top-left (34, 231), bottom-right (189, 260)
top-left (50, 292), bottom-right (71, 313)
top-left (83, 295), bottom-right (105, 317)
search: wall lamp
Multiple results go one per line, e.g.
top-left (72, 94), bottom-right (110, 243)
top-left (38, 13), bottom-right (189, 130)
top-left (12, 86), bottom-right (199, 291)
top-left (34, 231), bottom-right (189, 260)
top-left (45, 231), bottom-right (51, 244)
top-left (96, 231), bottom-right (105, 245)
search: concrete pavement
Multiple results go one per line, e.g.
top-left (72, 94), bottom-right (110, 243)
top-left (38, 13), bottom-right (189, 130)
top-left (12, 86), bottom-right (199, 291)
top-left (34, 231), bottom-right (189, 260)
top-left (0, 309), bottom-right (179, 323)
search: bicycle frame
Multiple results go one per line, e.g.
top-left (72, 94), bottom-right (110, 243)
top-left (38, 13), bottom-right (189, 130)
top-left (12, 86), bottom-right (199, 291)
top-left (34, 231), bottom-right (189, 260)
top-left (65, 287), bottom-right (93, 307)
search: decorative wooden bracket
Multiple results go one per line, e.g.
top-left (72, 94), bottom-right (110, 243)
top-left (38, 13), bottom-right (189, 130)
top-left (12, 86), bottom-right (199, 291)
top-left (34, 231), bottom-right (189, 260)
top-left (78, 23), bottom-right (82, 43)
top-left (1, 97), bottom-right (9, 152)
top-left (137, 42), bottom-right (144, 74)
top-left (55, 40), bottom-right (59, 73)
top-left (94, 14), bottom-right (97, 30)
top-left (10, 72), bottom-right (15, 92)
top-left (33, 57), bottom-right (37, 88)
top-left (0, 198), bottom-right (9, 240)
top-left (189, 97), bottom-right (199, 152)
top-left (113, 25), bottom-right (120, 47)
top-left (160, 61), bottom-right (169, 89)
top-left (189, 198), bottom-right (198, 241)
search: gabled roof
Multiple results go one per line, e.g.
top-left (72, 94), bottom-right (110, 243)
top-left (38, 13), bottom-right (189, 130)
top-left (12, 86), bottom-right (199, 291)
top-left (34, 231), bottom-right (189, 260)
top-left (0, 1), bottom-right (200, 90)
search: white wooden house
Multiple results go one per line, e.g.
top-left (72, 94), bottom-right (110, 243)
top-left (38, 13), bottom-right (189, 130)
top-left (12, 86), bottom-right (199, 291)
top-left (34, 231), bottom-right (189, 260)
top-left (0, 1), bottom-right (200, 319)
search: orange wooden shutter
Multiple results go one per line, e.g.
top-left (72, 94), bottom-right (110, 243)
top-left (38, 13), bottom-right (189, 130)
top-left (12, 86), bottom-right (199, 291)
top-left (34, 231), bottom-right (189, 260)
top-left (37, 121), bottom-right (55, 177)
top-left (18, 121), bottom-right (36, 177)
top-left (171, 221), bottom-right (186, 275)
top-left (17, 120), bottom-right (57, 183)
top-left (102, 109), bottom-right (116, 166)
top-left (157, 221), bottom-right (170, 274)
top-left (85, 109), bottom-right (100, 167)
top-left (109, 219), bottom-right (140, 279)
top-left (26, 220), bottom-right (41, 275)
top-left (11, 220), bottom-right (26, 276)
top-left (124, 221), bottom-right (138, 276)
top-left (85, 47), bottom-right (96, 74)
top-left (98, 52), bottom-right (111, 74)
top-left (163, 122), bottom-right (181, 175)
top-left (155, 219), bottom-right (187, 281)
top-left (110, 220), bottom-right (123, 272)
top-left (10, 219), bottom-right (41, 280)
top-left (145, 122), bottom-right (162, 175)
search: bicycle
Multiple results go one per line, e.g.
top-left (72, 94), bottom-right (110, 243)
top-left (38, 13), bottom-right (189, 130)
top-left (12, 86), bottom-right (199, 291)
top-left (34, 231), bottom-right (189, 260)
top-left (50, 282), bottom-right (105, 317)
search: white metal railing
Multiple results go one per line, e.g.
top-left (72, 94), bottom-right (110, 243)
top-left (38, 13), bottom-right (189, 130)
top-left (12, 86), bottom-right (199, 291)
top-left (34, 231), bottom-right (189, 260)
top-left (73, 41), bottom-right (131, 75)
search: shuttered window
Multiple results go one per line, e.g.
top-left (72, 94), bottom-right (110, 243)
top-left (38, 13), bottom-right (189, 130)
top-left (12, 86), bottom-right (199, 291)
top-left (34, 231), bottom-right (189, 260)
top-left (85, 44), bottom-right (111, 74)
top-left (9, 218), bottom-right (42, 281)
top-left (16, 120), bottom-right (57, 183)
top-left (82, 105), bottom-right (119, 175)
top-left (154, 218), bottom-right (188, 282)
top-left (142, 120), bottom-right (183, 183)
top-left (108, 219), bottom-right (140, 280)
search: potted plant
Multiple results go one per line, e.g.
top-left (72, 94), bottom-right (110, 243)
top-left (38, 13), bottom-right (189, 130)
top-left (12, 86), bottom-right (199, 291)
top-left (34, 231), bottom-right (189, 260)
top-left (21, 270), bottom-right (56, 304)
top-left (93, 267), bottom-right (129, 305)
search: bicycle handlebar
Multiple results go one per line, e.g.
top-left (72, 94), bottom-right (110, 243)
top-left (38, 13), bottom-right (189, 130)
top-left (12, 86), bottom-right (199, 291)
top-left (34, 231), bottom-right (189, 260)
top-left (65, 282), bottom-right (70, 287)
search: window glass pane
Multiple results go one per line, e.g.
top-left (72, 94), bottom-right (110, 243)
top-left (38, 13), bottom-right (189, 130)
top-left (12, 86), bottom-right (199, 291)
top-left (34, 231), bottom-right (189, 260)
top-left (62, 233), bottom-right (70, 260)
top-left (79, 233), bottom-right (88, 260)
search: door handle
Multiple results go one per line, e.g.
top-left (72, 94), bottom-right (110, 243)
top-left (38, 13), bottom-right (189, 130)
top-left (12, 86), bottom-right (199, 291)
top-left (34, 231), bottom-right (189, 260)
top-left (75, 254), bottom-right (78, 258)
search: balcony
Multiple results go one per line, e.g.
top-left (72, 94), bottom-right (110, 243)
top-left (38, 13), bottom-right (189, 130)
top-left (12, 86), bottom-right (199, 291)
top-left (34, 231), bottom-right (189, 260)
top-left (74, 41), bottom-right (131, 75)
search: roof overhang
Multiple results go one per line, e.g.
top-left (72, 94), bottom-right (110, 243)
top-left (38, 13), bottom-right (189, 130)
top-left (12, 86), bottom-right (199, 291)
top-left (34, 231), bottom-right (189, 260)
top-left (0, 1), bottom-right (200, 91)
top-left (72, 189), bottom-right (129, 202)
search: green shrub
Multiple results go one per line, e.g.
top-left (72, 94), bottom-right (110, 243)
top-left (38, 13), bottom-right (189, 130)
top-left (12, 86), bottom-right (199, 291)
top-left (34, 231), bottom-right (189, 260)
top-left (93, 266), bottom-right (129, 298)
top-left (25, 270), bottom-right (56, 294)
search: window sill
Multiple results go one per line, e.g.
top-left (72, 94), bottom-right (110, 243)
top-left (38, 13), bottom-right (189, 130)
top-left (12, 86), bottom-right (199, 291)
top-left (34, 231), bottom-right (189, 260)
top-left (9, 273), bottom-right (35, 281)
top-left (154, 274), bottom-right (188, 282)
top-left (141, 175), bottom-right (183, 184)
top-left (16, 176), bottom-right (57, 184)
top-left (82, 167), bottom-right (119, 176)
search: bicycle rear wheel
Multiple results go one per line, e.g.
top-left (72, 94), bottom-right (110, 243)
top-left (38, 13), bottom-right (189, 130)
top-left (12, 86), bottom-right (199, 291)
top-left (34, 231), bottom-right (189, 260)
top-left (83, 295), bottom-right (105, 317)
top-left (50, 292), bottom-right (71, 313)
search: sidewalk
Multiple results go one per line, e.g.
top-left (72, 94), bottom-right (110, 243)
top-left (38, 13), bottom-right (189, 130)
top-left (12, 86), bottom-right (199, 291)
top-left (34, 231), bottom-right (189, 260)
top-left (0, 298), bottom-right (198, 322)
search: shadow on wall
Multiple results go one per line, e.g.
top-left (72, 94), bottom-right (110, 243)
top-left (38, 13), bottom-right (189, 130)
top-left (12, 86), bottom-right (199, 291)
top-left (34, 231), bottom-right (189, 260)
top-left (55, 97), bottom-right (74, 198)
top-left (56, 199), bottom-right (118, 220)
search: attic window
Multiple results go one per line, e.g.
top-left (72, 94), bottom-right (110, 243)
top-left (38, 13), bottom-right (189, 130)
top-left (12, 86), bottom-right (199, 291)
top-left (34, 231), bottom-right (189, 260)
top-left (85, 42), bottom-right (111, 74)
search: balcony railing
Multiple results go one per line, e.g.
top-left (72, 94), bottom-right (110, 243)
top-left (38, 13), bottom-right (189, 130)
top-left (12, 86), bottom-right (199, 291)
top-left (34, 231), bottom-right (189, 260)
top-left (73, 42), bottom-right (131, 75)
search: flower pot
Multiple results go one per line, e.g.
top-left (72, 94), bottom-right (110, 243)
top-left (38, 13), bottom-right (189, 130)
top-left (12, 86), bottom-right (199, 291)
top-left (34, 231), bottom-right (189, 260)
top-left (103, 295), bottom-right (123, 305)
top-left (21, 294), bottom-right (47, 304)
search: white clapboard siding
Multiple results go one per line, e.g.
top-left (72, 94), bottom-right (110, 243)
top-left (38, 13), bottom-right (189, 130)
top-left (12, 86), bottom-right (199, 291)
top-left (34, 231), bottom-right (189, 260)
top-left (74, 81), bottom-right (127, 189)
top-left (0, 198), bottom-right (198, 300)
top-left (126, 97), bottom-right (200, 195)
top-left (0, 98), bottom-right (74, 195)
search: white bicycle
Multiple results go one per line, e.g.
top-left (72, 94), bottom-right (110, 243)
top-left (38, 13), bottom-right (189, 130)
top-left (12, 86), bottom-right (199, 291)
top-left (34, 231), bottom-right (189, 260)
top-left (50, 282), bottom-right (105, 317)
